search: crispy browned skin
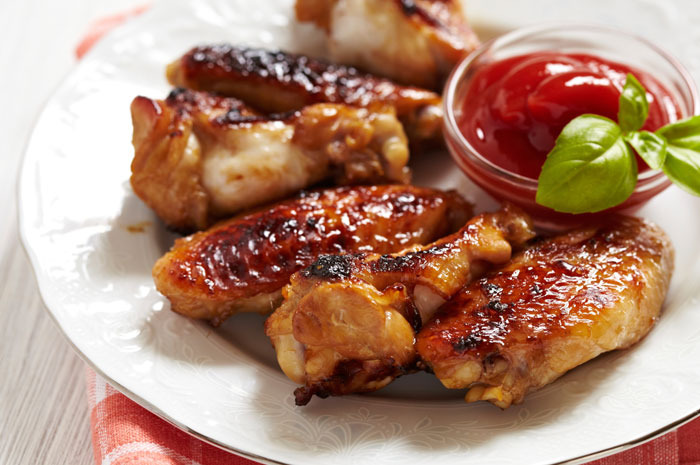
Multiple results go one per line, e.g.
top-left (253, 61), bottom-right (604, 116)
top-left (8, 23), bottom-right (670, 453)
top-left (165, 45), bottom-right (443, 146)
top-left (153, 185), bottom-right (472, 326)
top-left (265, 205), bottom-right (534, 405)
top-left (295, 0), bottom-right (479, 89)
top-left (130, 89), bottom-right (256, 232)
top-left (416, 216), bottom-right (674, 408)
top-left (131, 88), bottom-right (410, 232)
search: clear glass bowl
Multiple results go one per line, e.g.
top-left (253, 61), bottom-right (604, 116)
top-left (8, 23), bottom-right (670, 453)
top-left (443, 24), bottom-right (698, 230)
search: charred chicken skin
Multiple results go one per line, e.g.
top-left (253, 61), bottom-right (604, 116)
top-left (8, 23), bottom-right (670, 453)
top-left (153, 185), bottom-right (472, 326)
top-left (265, 205), bottom-right (535, 405)
top-left (416, 216), bottom-right (674, 408)
top-left (295, 0), bottom-right (479, 90)
top-left (130, 88), bottom-right (410, 232)
top-left (165, 45), bottom-right (443, 146)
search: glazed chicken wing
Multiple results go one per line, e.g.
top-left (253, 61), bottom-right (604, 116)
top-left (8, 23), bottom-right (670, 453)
top-left (265, 205), bottom-right (534, 405)
top-left (153, 185), bottom-right (472, 326)
top-left (295, 0), bottom-right (479, 89)
top-left (131, 88), bottom-right (410, 232)
top-left (416, 216), bottom-right (674, 408)
top-left (165, 45), bottom-right (443, 146)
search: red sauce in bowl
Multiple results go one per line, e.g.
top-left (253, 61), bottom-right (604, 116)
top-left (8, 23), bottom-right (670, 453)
top-left (458, 52), bottom-right (681, 179)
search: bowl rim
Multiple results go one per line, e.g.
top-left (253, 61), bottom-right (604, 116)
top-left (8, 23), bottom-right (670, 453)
top-left (442, 22), bottom-right (700, 189)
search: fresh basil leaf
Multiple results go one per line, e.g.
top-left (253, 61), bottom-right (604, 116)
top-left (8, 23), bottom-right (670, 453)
top-left (662, 145), bottom-right (700, 196)
top-left (618, 73), bottom-right (649, 133)
top-left (536, 114), bottom-right (638, 213)
top-left (657, 116), bottom-right (700, 196)
top-left (656, 115), bottom-right (700, 150)
top-left (625, 130), bottom-right (667, 170)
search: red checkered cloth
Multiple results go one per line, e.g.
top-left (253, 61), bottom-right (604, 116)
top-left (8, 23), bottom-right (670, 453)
top-left (79, 8), bottom-right (700, 465)
top-left (87, 368), bottom-right (700, 465)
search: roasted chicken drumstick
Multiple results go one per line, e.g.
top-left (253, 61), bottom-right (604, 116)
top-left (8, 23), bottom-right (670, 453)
top-left (130, 88), bottom-right (410, 232)
top-left (153, 185), bottom-right (472, 326)
top-left (265, 205), bottom-right (534, 405)
top-left (417, 216), bottom-right (674, 408)
top-left (166, 45), bottom-right (443, 146)
top-left (295, 0), bottom-right (479, 89)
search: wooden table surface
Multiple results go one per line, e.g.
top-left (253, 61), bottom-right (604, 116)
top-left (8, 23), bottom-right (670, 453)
top-left (0, 1), bottom-right (142, 463)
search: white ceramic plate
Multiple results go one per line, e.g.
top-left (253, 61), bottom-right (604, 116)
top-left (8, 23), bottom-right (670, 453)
top-left (18, 1), bottom-right (700, 464)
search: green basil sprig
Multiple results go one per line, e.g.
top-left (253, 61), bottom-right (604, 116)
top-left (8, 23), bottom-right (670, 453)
top-left (536, 73), bottom-right (700, 213)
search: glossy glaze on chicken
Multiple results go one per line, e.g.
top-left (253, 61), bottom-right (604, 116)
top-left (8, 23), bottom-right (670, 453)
top-left (417, 216), bottom-right (674, 408)
top-left (166, 45), bottom-right (443, 146)
top-left (265, 205), bottom-right (534, 405)
top-left (295, 0), bottom-right (479, 89)
top-left (153, 185), bottom-right (472, 326)
top-left (130, 88), bottom-right (410, 231)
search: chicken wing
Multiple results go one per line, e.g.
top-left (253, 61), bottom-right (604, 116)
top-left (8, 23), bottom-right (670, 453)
top-left (416, 216), bottom-right (674, 408)
top-left (153, 185), bottom-right (472, 326)
top-left (295, 0), bottom-right (479, 89)
top-left (165, 45), bottom-right (443, 146)
top-left (130, 88), bottom-right (410, 232)
top-left (265, 205), bottom-right (534, 405)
